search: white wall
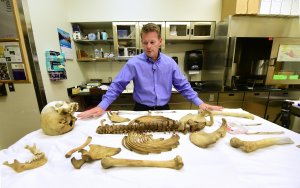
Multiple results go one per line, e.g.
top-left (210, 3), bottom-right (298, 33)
top-left (67, 0), bottom-right (221, 22)
top-left (0, 83), bottom-right (40, 149)
top-left (27, 0), bottom-right (85, 102)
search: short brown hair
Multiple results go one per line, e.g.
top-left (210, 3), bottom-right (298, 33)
top-left (141, 23), bottom-right (161, 39)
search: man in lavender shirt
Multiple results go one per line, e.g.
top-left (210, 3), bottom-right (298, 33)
top-left (78, 23), bottom-right (222, 119)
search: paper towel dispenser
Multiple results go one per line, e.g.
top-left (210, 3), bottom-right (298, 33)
top-left (184, 50), bottom-right (203, 71)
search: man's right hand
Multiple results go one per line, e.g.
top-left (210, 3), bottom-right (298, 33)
top-left (77, 106), bottom-right (105, 119)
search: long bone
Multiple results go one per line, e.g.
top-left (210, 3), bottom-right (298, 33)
top-left (190, 118), bottom-right (227, 148)
top-left (211, 111), bottom-right (254, 119)
top-left (101, 155), bottom-right (184, 170)
top-left (230, 137), bottom-right (294, 152)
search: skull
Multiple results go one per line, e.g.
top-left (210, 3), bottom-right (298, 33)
top-left (41, 101), bottom-right (79, 135)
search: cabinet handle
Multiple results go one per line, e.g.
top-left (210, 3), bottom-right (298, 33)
top-left (254, 93), bottom-right (260, 96)
top-left (136, 49), bottom-right (140, 54)
top-left (228, 93), bottom-right (235, 96)
top-left (187, 29), bottom-right (189, 35)
top-left (191, 29), bottom-right (194, 35)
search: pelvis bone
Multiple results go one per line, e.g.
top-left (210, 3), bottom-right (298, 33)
top-left (178, 109), bottom-right (214, 134)
top-left (230, 137), bottom-right (294, 152)
top-left (3, 144), bottom-right (47, 173)
top-left (190, 118), bottom-right (227, 148)
top-left (101, 155), bottom-right (184, 170)
top-left (122, 132), bottom-right (180, 154)
top-left (41, 101), bottom-right (79, 135)
top-left (71, 144), bottom-right (121, 169)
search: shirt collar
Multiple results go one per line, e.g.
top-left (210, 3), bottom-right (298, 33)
top-left (143, 52), bottom-right (161, 64)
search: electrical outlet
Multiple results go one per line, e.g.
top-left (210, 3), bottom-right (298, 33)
top-left (8, 82), bottom-right (15, 92)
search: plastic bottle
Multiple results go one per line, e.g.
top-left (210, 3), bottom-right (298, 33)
top-left (97, 29), bottom-right (101, 40)
top-left (100, 48), bottom-right (104, 58)
top-left (95, 48), bottom-right (100, 58)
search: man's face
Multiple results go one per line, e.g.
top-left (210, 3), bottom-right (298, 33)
top-left (141, 31), bottom-right (162, 61)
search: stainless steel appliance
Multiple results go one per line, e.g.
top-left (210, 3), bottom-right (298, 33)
top-left (266, 38), bottom-right (300, 85)
top-left (208, 15), bottom-right (300, 90)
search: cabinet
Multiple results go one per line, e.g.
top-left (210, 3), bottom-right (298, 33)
top-left (112, 22), bottom-right (139, 58)
top-left (165, 22), bottom-right (215, 40)
top-left (72, 22), bottom-right (114, 62)
top-left (112, 22), bottom-right (166, 58)
top-left (242, 91), bottom-right (269, 118)
top-left (109, 93), bottom-right (135, 110)
top-left (168, 93), bottom-right (191, 110)
top-left (191, 92), bottom-right (218, 109)
top-left (218, 92), bottom-right (244, 108)
top-left (72, 21), bottom-right (215, 62)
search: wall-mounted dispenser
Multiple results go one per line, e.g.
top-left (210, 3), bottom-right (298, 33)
top-left (184, 50), bottom-right (203, 71)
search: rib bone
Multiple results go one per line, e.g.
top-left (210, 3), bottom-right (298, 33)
top-left (122, 132), bottom-right (180, 154)
top-left (101, 155), bottom-right (183, 170)
top-left (65, 136), bottom-right (92, 158)
top-left (230, 137), bottom-right (294, 152)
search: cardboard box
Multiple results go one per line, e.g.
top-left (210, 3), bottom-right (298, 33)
top-left (222, 0), bottom-right (248, 20)
top-left (248, 0), bottom-right (261, 14)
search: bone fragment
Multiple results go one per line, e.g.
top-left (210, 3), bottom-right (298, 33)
top-left (65, 136), bottom-right (92, 158)
top-left (71, 157), bottom-right (86, 169)
top-left (107, 111), bottom-right (130, 123)
top-left (190, 118), bottom-right (227, 148)
top-left (100, 119), bottom-right (106, 126)
top-left (230, 137), bottom-right (294, 152)
top-left (3, 144), bottom-right (47, 173)
top-left (101, 155), bottom-right (183, 170)
top-left (211, 111), bottom-right (254, 119)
